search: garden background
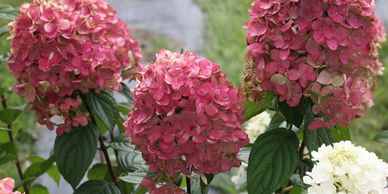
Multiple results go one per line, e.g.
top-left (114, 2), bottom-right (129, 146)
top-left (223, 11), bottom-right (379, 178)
top-left (0, 0), bottom-right (387, 193)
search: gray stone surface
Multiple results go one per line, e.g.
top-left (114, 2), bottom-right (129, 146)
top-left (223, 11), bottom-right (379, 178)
top-left (107, 0), bottom-right (204, 51)
top-left (376, 0), bottom-right (388, 28)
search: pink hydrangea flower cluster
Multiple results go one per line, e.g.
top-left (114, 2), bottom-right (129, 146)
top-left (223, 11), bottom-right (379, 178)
top-left (8, 0), bottom-right (142, 135)
top-left (140, 177), bottom-right (186, 194)
top-left (124, 50), bottom-right (249, 176)
top-left (245, 0), bottom-right (386, 129)
top-left (0, 178), bottom-right (23, 194)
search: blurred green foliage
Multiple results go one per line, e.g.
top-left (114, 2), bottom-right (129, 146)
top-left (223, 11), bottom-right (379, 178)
top-left (0, 0), bottom-right (39, 180)
top-left (195, 0), bottom-right (252, 86)
top-left (350, 42), bottom-right (388, 162)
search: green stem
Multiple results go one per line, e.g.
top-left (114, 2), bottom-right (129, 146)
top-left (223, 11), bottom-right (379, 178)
top-left (82, 96), bottom-right (118, 185)
top-left (98, 135), bottom-right (118, 184)
top-left (186, 176), bottom-right (191, 194)
top-left (1, 95), bottom-right (30, 194)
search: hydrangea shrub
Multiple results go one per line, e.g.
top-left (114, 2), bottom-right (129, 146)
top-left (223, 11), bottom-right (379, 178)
top-left (124, 50), bottom-right (249, 177)
top-left (0, 0), bottom-right (386, 193)
top-left (244, 0), bottom-right (386, 129)
top-left (8, 0), bottom-right (141, 135)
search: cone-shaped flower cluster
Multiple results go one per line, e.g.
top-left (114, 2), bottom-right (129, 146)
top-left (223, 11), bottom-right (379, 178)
top-left (245, 0), bottom-right (385, 129)
top-left (303, 141), bottom-right (388, 194)
top-left (8, 0), bottom-right (142, 135)
top-left (124, 50), bottom-right (249, 176)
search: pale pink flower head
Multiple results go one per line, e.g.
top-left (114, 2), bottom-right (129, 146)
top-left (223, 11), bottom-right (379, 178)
top-left (245, 0), bottom-right (385, 129)
top-left (8, 0), bottom-right (142, 135)
top-left (124, 50), bottom-right (249, 176)
top-left (0, 178), bottom-right (23, 194)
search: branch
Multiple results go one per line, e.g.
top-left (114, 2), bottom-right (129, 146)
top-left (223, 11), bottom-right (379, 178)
top-left (1, 95), bottom-right (30, 194)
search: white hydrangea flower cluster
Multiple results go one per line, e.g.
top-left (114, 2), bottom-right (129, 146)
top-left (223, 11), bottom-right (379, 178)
top-left (303, 141), bottom-right (388, 194)
top-left (245, 111), bottom-right (271, 143)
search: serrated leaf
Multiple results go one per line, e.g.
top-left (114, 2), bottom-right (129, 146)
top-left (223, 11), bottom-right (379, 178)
top-left (82, 91), bottom-right (119, 132)
top-left (117, 150), bottom-right (147, 172)
top-left (24, 155), bottom-right (55, 179)
top-left (119, 171), bottom-right (147, 184)
top-left (30, 184), bottom-right (49, 194)
top-left (0, 108), bottom-right (22, 125)
top-left (247, 128), bottom-right (299, 194)
top-left (54, 124), bottom-right (98, 188)
top-left (278, 100), bottom-right (305, 128)
top-left (87, 163), bottom-right (108, 180)
top-left (374, 130), bottom-right (388, 144)
top-left (74, 180), bottom-right (121, 194)
top-left (244, 93), bottom-right (275, 121)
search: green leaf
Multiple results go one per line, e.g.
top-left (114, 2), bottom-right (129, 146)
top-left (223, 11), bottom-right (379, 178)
top-left (134, 187), bottom-right (147, 194)
top-left (30, 184), bottom-right (49, 194)
top-left (112, 137), bottom-right (147, 172)
top-left (331, 126), bottom-right (351, 142)
top-left (267, 112), bottom-right (286, 131)
top-left (74, 180), bottom-right (121, 194)
top-left (303, 104), bottom-right (332, 152)
top-left (290, 186), bottom-right (306, 194)
top-left (278, 100), bottom-right (305, 128)
top-left (0, 108), bottom-right (22, 125)
top-left (0, 142), bottom-right (17, 165)
top-left (87, 163), bottom-right (108, 180)
top-left (289, 174), bottom-right (306, 188)
top-left (119, 171), bottom-right (147, 184)
top-left (54, 124), bottom-right (98, 188)
top-left (120, 83), bottom-right (134, 104)
top-left (374, 130), bottom-right (388, 144)
top-left (0, 142), bottom-right (16, 155)
top-left (47, 165), bottom-right (61, 186)
top-left (247, 128), bottom-right (299, 194)
top-left (117, 150), bottom-right (147, 172)
top-left (244, 93), bottom-right (274, 121)
top-left (24, 155), bottom-right (55, 179)
top-left (82, 91), bottom-right (119, 132)
top-left (117, 180), bottom-right (135, 194)
top-left (15, 177), bottom-right (36, 190)
top-left (118, 103), bottom-right (132, 115)
top-left (117, 115), bottom-right (127, 134)
top-left (0, 154), bottom-right (16, 165)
